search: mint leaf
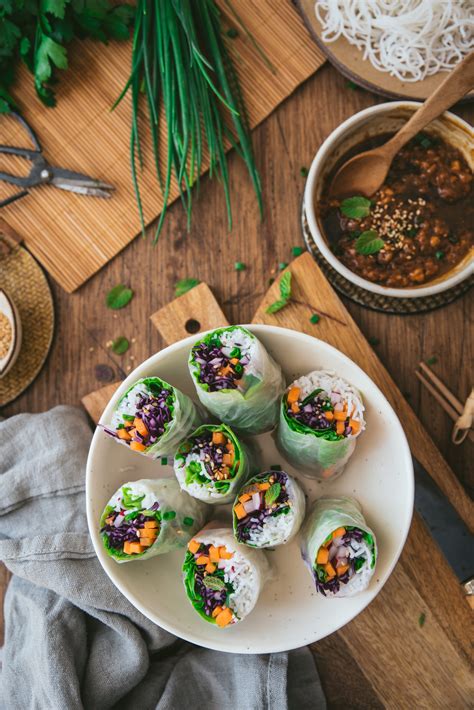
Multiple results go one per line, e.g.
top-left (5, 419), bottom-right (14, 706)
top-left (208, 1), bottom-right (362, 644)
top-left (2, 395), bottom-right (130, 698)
top-left (203, 575), bottom-right (225, 591)
top-left (175, 278), bottom-right (200, 297)
top-left (280, 271), bottom-right (292, 300)
top-left (355, 230), bottom-right (384, 255)
top-left (111, 336), bottom-right (129, 355)
top-left (106, 284), bottom-right (133, 309)
top-left (340, 196), bottom-right (371, 219)
top-left (35, 36), bottom-right (68, 83)
top-left (266, 299), bottom-right (289, 314)
top-left (265, 482), bottom-right (281, 506)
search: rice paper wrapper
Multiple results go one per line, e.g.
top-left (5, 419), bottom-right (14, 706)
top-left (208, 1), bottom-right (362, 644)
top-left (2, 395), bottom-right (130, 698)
top-left (277, 370), bottom-right (365, 480)
top-left (183, 526), bottom-right (271, 625)
top-left (301, 496), bottom-right (377, 597)
top-left (189, 326), bottom-right (285, 434)
top-left (109, 377), bottom-right (202, 458)
top-left (232, 471), bottom-right (306, 548)
top-left (100, 478), bottom-right (209, 563)
top-left (174, 424), bottom-right (256, 504)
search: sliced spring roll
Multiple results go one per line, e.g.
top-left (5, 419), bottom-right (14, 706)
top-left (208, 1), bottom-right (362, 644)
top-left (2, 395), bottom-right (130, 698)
top-left (188, 326), bottom-right (285, 434)
top-left (277, 370), bottom-right (365, 479)
top-left (301, 496), bottom-right (377, 597)
top-left (174, 424), bottom-right (254, 504)
top-left (182, 527), bottom-right (270, 627)
top-left (232, 469), bottom-right (306, 548)
top-left (100, 479), bottom-right (208, 563)
top-left (103, 377), bottom-right (201, 458)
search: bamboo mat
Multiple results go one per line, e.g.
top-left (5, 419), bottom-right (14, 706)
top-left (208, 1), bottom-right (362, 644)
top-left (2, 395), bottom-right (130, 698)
top-left (0, 1), bottom-right (325, 292)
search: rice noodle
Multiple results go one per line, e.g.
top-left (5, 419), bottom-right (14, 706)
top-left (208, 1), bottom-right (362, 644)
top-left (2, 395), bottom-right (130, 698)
top-left (314, 1), bottom-right (474, 82)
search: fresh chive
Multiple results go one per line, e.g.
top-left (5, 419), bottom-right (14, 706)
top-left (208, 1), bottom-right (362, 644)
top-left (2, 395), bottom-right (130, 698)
top-left (300, 166), bottom-right (308, 177)
top-left (278, 262), bottom-right (288, 270)
top-left (345, 80), bottom-right (358, 90)
top-left (183, 516), bottom-right (194, 526)
top-left (161, 456), bottom-right (168, 465)
top-left (426, 356), bottom-right (438, 365)
top-left (292, 246), bottom-right (304, 257)
top-left (418, 612), bottom-right (426, 627)
top-left (310, 313), bottom-right (320, 324)
top-left (226, 27), bottom-right (238, 38)
top-left (369, 336), bottom-right (380, 346)
top-left (235, 261), bottom-right (246, 271)
top-left (163, 510), bottom-right (176, 520)
top-left (123, 414), bottom-right (135, 422)
top-left (435, 251), bottom-right (444, 260)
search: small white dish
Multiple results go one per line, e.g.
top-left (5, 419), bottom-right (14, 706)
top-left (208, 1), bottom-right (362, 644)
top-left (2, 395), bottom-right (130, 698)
top-left (0, 289), bottom-right (22, 378)
top-left (86, 325), bottom-right (413, 653)
top-left (304, 102), bottom-right (474, 299)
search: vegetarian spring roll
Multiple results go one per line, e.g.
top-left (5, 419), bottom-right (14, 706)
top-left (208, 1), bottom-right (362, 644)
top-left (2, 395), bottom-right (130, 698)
top-left (174, 424), bottom-right (254, 504)
top-left (100, 479), bottom-right (208, 563)
top-left (188, 326), bottom-right (285, 434)
top-left (103, 377), bottom-right (201, 458)
top-left (301, 496), bottom-right (377, 597)
top-left (233, 469), bottom-right (305, 548)
top-left (182, 527), bottom-right (270, 627)
top-left (277, 370), bottom-right (365, 479)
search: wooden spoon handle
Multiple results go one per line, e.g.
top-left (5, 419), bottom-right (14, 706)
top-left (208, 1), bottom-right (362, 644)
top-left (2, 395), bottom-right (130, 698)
top-left (386, 52), bottom-right (474, 156)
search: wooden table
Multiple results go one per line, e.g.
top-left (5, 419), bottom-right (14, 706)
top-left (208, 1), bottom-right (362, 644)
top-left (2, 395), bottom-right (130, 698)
top-left (3, 64), bottom-right (473, 706)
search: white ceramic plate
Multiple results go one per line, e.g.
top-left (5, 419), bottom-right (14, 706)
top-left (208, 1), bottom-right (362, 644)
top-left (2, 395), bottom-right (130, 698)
top-left (86, 325), bottom-right (414, 653)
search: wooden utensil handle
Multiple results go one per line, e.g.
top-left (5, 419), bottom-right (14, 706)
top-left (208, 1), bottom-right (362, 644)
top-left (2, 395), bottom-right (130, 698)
top-left (386, 52), bottom-right (474, 156)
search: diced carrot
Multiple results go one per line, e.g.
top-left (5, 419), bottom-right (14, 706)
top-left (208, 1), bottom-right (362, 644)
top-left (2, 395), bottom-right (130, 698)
top-left (336, 421), bottom-right (345, 435)
top-left (234, 503), bottom-right (247, 520)
top-left (337, 564), bottom-right (349, 576)
top-left (221, 466), bottom-right (230, 477)
top-left (123, 541), bottom-right (132, 554)
top-left (316, 548), bottom-right (329, 565)
top-left (334, 411), bottom-right (347, 421)
top-left (188, 539), bottom-right (200, 554)
top-left (144, 520), bottom-right (158, 529)
top-left (324, 562), bottom-right (336, 578)
top-left (322, 466), bottom-right (336, 479)
top-left (322, 537), bottom-right (332, 548)
top-left (130, 441), bottom-right (146, 452)
top-left (332, 527), bottom-right (346, 539)
top-left (128, 542), bottom-right (143, 554)
top-left (324, 411), bottom-right (334, 421)
top-left (223, 453), bottom-right (234, 466)
top-left (230, 358), bottom-right (239, 365)
top-left (291, 402), bottom-right (300, 413)
top-left (196, 555), bottom-right (209, 565)
top-left (219, 365), bottom-right (232, 376)
top-left (212, 431), bottom-right (226, 445)
top-left (133, 417), bottom-right (149, 438)
top-left (258, 482), bottom-right (270, 491)
top-left (209, 545), bottom-right (220, 563)
top-left (117, 428), bottom-right (132, 441)
top-left (205, 563), bottom-right (216, 573)
top-left (349, 419), bottom-right (360, 434)
top-left (226, 441), bottom-right (234, 452)
top-left (212, 606), bottom-right (223, 618)
top-left (215, 608), bottom-right (233, 627)
top-left (140, 537), bottom-right (154, 547)
top-left (219, 546), bottom-right (233, 559)
top-left (138, 528), bottom-right (157, 538)
top-left (287, 386), bottom-right (301, 404)
top-left (239, 493), bottom-right (251, 503)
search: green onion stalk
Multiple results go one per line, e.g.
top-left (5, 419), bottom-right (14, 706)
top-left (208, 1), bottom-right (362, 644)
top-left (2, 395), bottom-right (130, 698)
top-left (115, 0), bottom-right (263, 241)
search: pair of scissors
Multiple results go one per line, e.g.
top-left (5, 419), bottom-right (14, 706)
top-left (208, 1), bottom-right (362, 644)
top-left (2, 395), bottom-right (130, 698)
top-left (0, 112), bottom-right (114, 208)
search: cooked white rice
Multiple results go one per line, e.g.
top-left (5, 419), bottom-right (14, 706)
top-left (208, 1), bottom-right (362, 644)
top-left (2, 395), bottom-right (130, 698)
top-left (290, 369), bottom-right (365, 436)
top-left (175, 452), bottom-right (226, 502)
top-left (111, 382), bottom-right (148, 429)
top-left (219, 327), bottom-right (261, 379)
top-left (195, 528), bottom-right (270, 622)
top-left (325, 538), bottom-right (374, 598)
top-left (244, 475), bottom-right (306, 548)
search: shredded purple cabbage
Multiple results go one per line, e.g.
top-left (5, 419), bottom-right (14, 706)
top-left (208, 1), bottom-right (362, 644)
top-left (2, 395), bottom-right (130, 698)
top-left (194, 544), bottom-right (229, 617)
top-left (314, 528), bottom-right (365, 596)
top-left (108, 386), bottom-right (173, 447)
top-left (186, 430), bottom-right (236, 481)
top-left (287, 391), bottom-right (333, 431)
top-left (101, 501), bottom-right (160, 553)
top-left (192, 342), bottom-right (245, 391)
top-left (236, 471), bottom-right (290, 543)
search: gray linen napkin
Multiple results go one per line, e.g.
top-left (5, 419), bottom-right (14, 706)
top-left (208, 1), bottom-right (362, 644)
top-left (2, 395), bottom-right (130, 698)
top-left (0, 406), bottom-right (326, 710)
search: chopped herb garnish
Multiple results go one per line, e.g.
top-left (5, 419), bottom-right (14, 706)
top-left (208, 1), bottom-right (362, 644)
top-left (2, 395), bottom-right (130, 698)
top-left (355, 230), bottom-right (384, 255)
top-left (310, 313), bottom-right (320, 324)
top-left (266, 271), bottom-right (292, 314)
top-left (226, 27), bottom-right (238, 38)
top-left (175, 278), bottom-right (200, 297)
top-left (300, 167), bottom-right (309, 177)
top-left (420, 138), bottom-right (432, 149)
top-left (435, 251), bottom-right (444, 260)
top-left (292, 246), bottom-right (304, 257)
top-left (183, 516), bottom-right (194, 526)
top-left (426, 356), bottom-right (438, 366)
top-left (340, 196), bottom-right (371, 220)
top-left (268, 277), bottom-right (275, 286)
top-left (111, 336), bottom-right (129, 355)
top-left (368, 336), bottom-right (380, 347)
top-left (123, 414), bottom-right (135, 422)
top-left (278, 262), bottom-right (288, 271)
top-left (106, 284), bottom-right (133, 310)
top-left (345, 80), bottom-right (358, 90)
top-left (203, 575), bottom-right (226, 591)
top-left (161, 456), bottom-right (168, 465)
top-left (407, 228), bottom-right (418, 237)
top-left (163, 510), bottom-right (176, 521)
top-left (265, 483), bottom-right (281, 506)
top-left (234, 261), bottom-right (246, 271)
top-left (418, 612), bottom-right (426, 627)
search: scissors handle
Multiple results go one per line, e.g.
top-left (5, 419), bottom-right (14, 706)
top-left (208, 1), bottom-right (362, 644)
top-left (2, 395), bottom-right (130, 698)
top-left (0, 144), bottom-right (41, 161)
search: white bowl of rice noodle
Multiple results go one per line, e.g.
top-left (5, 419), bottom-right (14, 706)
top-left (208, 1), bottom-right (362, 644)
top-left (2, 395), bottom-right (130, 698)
top-left (304, 102), bottom-right (474, 298)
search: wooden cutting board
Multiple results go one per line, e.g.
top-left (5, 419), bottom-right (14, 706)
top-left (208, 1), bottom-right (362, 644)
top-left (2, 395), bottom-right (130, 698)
top-left (1, 0), bottom-right (324, 293)
top-left (82, 253), bottom-right (473, 707)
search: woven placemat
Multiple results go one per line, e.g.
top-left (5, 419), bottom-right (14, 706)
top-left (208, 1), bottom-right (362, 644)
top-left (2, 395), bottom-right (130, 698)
top-left (0, 224), bottom-right (54, 407)
top-left (301, 206), bottom-right (473, 314)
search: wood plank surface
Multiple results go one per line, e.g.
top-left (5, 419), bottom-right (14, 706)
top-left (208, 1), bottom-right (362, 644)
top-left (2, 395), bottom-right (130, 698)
top-left (2, 64), bottom-right (472, 706)
top-left (1, 0), bottom-right (325, 292)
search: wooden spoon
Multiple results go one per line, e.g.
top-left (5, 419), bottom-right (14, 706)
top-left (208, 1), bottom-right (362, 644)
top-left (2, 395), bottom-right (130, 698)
top-left (329, 52), bottom-right (474, 199)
